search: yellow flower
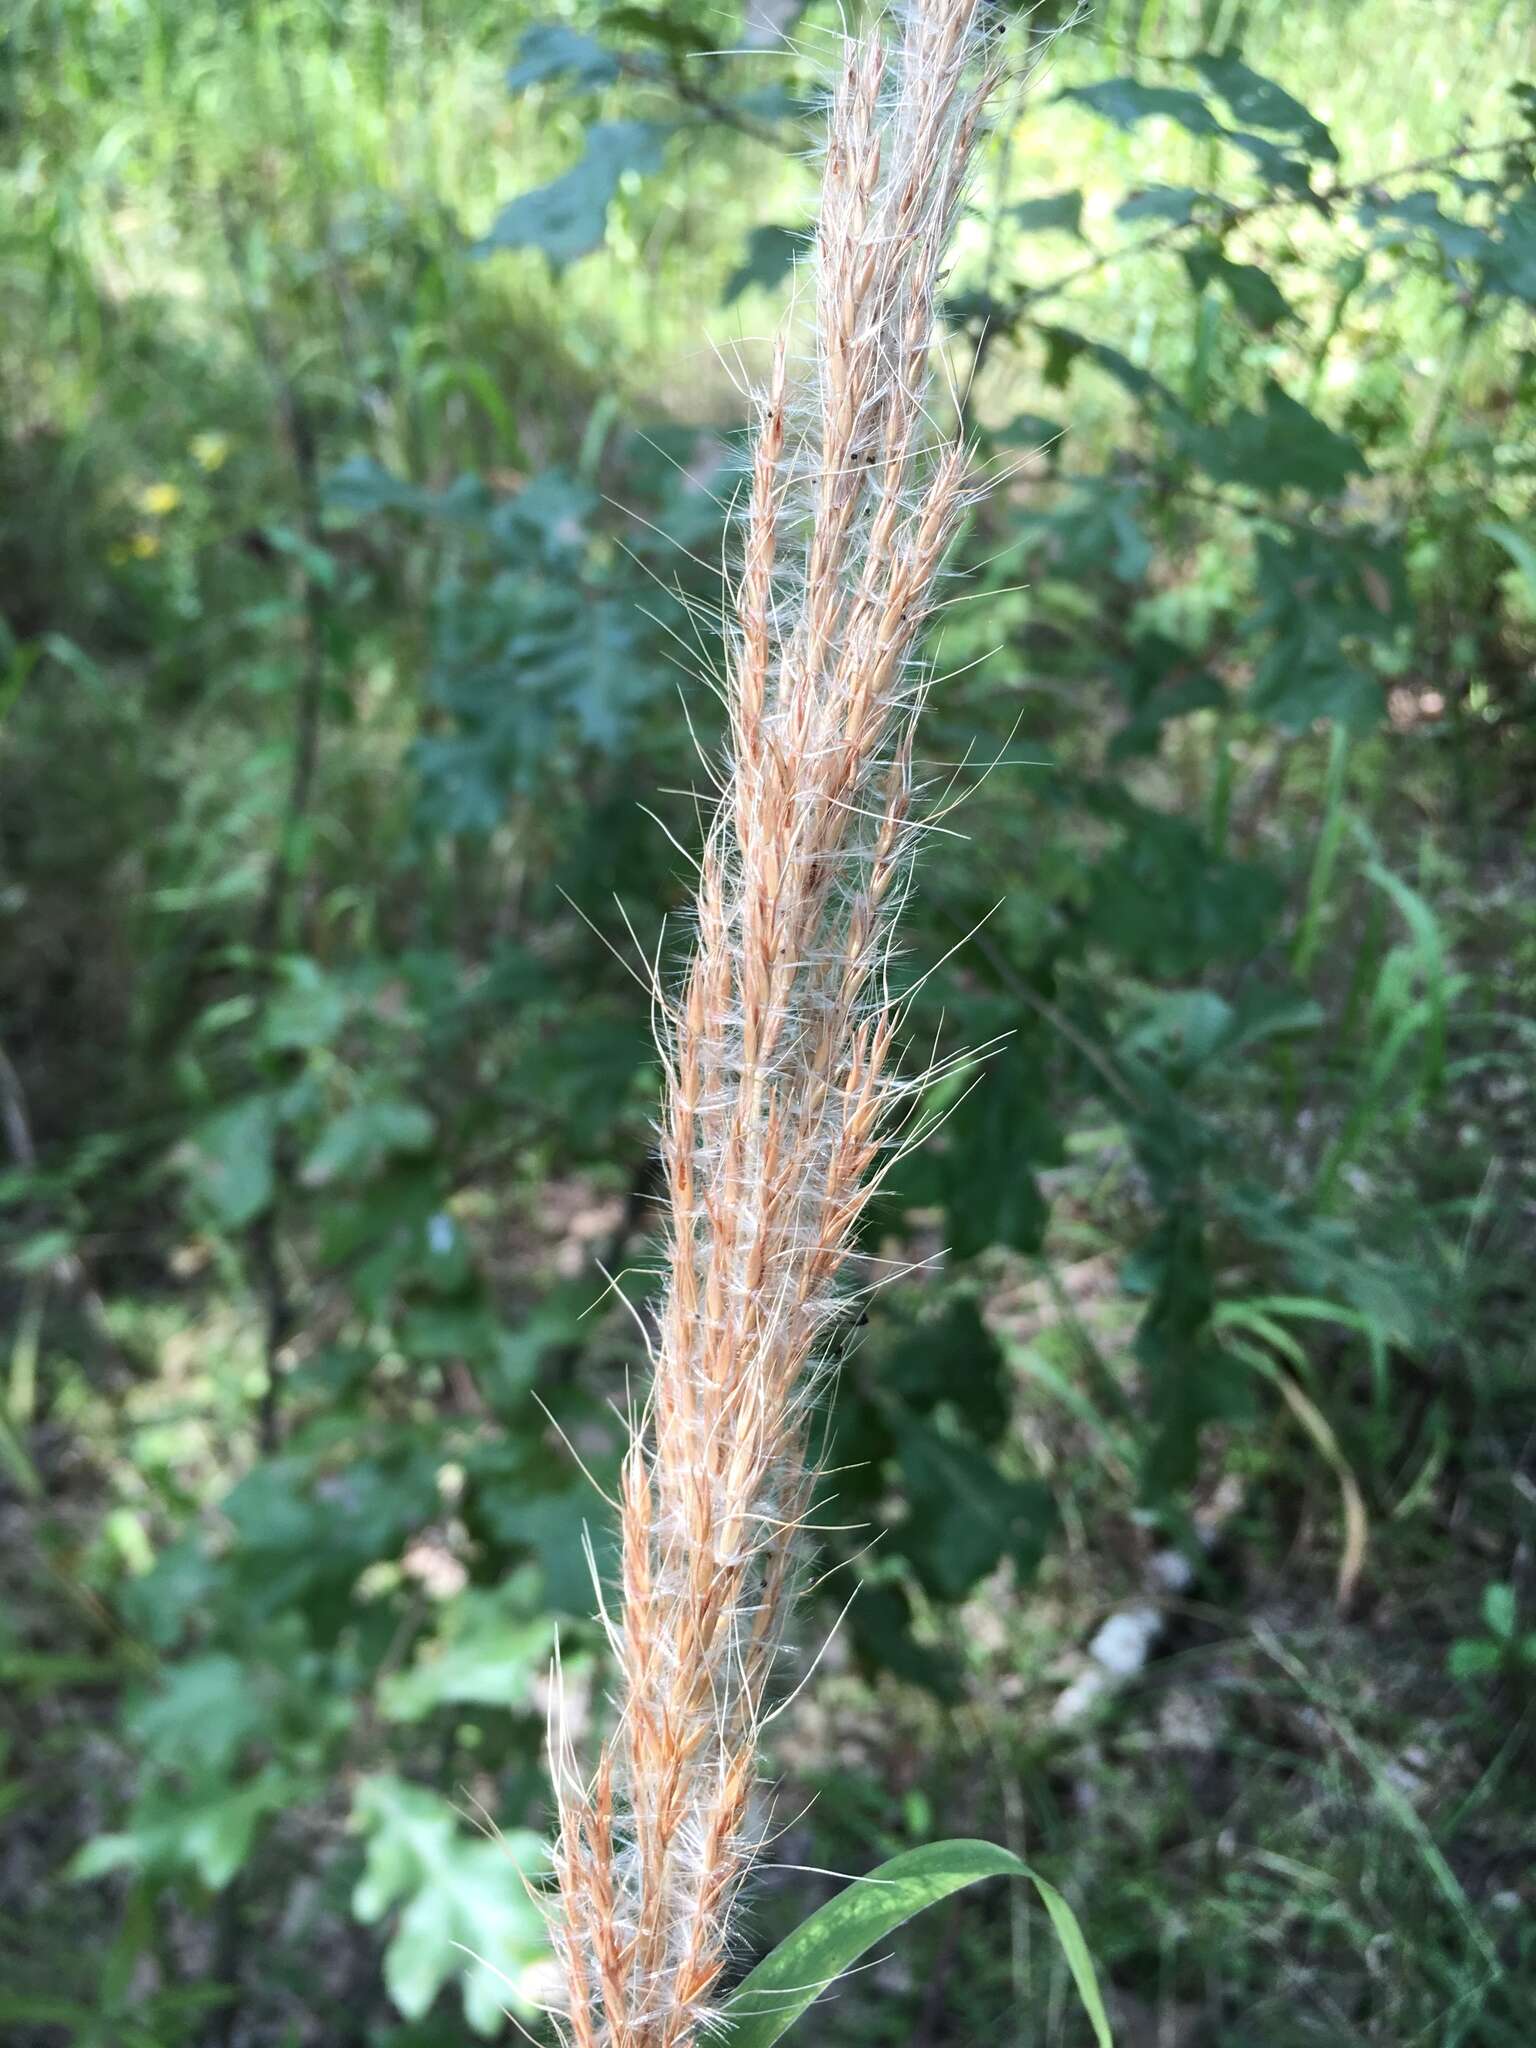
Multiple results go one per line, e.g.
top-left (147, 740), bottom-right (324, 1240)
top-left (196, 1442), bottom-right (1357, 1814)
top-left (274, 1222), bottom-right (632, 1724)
top-left (136, 481), bottom-right (182, 517)
top-left (190, 431), bottom-right (231, 472)
top-left (129, 530), bottom-right (161, 559)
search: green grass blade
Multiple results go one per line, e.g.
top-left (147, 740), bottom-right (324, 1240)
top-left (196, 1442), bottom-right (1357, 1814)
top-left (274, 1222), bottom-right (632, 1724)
top-left (717, 1837), bottom-right (1113, 2048)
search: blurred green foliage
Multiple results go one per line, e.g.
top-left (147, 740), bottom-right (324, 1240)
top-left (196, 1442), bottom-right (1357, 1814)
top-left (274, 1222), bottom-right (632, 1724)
top-left (2, 0), bottom-right (1534, 2041)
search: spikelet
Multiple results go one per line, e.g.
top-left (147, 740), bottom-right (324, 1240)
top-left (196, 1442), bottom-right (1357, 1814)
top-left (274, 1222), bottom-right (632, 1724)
top-left (551, 4), bottom-right (1000, 2041)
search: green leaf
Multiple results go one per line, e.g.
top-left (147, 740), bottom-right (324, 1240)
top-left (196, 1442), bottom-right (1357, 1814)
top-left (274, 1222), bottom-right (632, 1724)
top-left (1108, 632), bottom-right (1227, 760)
top-left (1027, 477), bottom-right (1153, 584)
top-left (126, 1654), bottom-right (264, 1775)
top-left (263, 957), bottom-right (349, 1051)
top-left (9, 1226), bottom-right (73, 1273)
top-left (990, 410), bottom-right (1065, 452)
top-left (723, 222), bottom-right (803, 305)
top-left (718, 1839), bottom-right (1112, 2048)
top-left (505, 23), bottom-right (620, 94)
top-left (1357, 188), bottom-right (1492, 265)
top-left (301, 1096), bottom-right (435, 1187)
top-left (180, 1096), bottom-right (277, 1228)
top-left (1449, 1637), bottom-right (1502, 1679)
top-left (934, 1043), bottom-right (1061, 1259)
top-left (1183, 244), bottom-right (1291, 330)
top-left (880, 1297), bottom-right (1011, 1439)
top-left (845, 1580), bottom-right (958, 1697)
top-left (1247, 526), bottom-right (1401, 733)
top-left (1058, 77), bottom-right (1220, 139)
top-left (322, 456), bottom-right (435, 516)
top-left (603, 5), bottom-right (718, 57)
top-left (379, 1583), bottom-right (554, 1722)
top-left (1087, 812), bottom-right (1282, 976)
top-left (895, 1425), bottom-right (1054, 1599)
top-left (1009, 189), bottom-right (1084, 238)
top-left (1483, 519), bottom-right (1536, 606)
top-left (1223, 127), bottom-right (1314, 195)
top-left (1480, 190), bottom-right (1536, 303)
top-left (475, 122), bottom-right (668, 271)
top-left (1482, 1581), bottom-right (1517, 1640)
top-left (352, 1775), bottom-right (548, 2033)
top-left (1117, 183), bottom-right (1207, 225)
top-left (1186, 381), bottom-right (1366, 496)
top-left (70, 1768), bottom-right (293, 1891)
top-left (468, 1453), bottom-right (612, 1614)
top-left (1039, 324), bottom-right (1177, 409)
top-left (1190, 53), bottom-right (1336, 160)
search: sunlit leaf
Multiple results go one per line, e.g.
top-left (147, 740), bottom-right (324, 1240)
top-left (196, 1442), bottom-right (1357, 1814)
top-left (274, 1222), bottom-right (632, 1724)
top-left (1191, 52), bottom-right (1336, 160)
top-left (1058, 77), bottom-right (1220, 138)
top-left (475, 122), bottom-right (669, 271)
top-left (352, 1775), bottom-right (548, 2034)
top-left (718, 1839), bottom-right (1112, 2048)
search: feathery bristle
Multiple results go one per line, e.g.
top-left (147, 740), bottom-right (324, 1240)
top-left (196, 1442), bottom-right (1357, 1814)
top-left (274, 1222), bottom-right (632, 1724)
top-left (550, 6), bottom-right (1003, 2041)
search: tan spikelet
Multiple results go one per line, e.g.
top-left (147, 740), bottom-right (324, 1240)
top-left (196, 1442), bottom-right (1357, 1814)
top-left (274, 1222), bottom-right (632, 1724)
top-left (551, 4), bottom-right (1002, 2041)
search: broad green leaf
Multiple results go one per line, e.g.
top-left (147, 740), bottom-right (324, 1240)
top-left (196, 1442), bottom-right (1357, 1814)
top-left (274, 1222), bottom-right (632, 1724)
top-left (1009, 189), bottom-right (1084, 238)
top-left (1117, 183), bottom-right (1207, 225)
top-left (70, 1768), bottom-right (292, 1891)
top-left (262, 957), bottom-right (348, 1051)
top-left (1482, 1582), bottom-right (1517, 1640)
top-left (990, 409), bottom-right (1065, 451)
top-left (1357, 189), bottom-right (1491, 265)
top-left (1481, 190), bottom-right (1536, 303)
top-left (1039, 324), bottom-right (1177, 409)
top-left (352, 1775), bottom-right (548, 2034)
top-left (1223, 127), bottom-right (1315, 194)
top-left (301, 1096), bottom-right (435, 1186)
top-left (1026, 477), bottom-right (1153, 584)
top-left (846, 1579), bottom-right (958, 1697)
top-left (1108, 632), bottom-right (1227, 760)
top-left (718, 1839), bottom-right (1112, 2048)
top-left (379, 1582), bottom-right (554, 1722)
top-left (603, 5), bottom-right (717, 57)
top-left (180, 1095), bottom-right (277, 1228)
top-left (475, 122), bottom-right (668, 271)
top-left (881, 1297), bottom-right (1011, 1440)
top-left (1058, 77), bottom-right (1220, 138)
top-left (8, 1226), bottom-right (73, 1273)
top-left (505, 22), bottom-right (619, 94)
top-left (322, 456), bottom-right (434, 517)
top-left (1183, 244), bottom-right (1291, 329)
top-left (1191, 53), bottom-right (1336, 160)
top-left (933, 1041), bottom-right (1061, 1259)
top-left (1087, 813), bottom-right (1282, 976)
top-left (896, 1424), bottom-right (1054, 1599)
top-left (1247, 527), bottom-right (1401, 733)
top-left (1186, 381), bottom-right (1366, 496)
top-left (1449, 1637), bottom-right (1502, 1679)
top-left (467, 1447), bottom-right (613, 1614)
top-left (723, 222), bottom-right (803, 304)
top-left (126, 1654), bottom-right (264, 1774)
